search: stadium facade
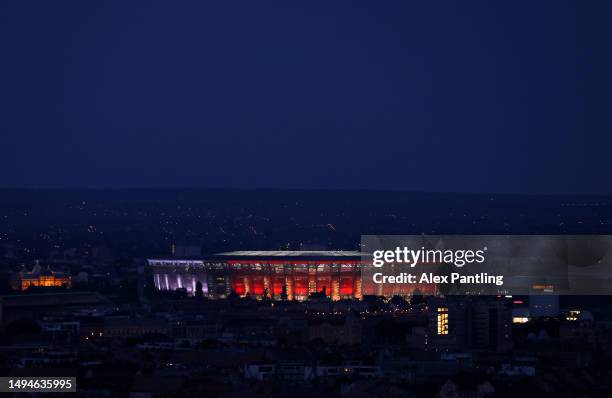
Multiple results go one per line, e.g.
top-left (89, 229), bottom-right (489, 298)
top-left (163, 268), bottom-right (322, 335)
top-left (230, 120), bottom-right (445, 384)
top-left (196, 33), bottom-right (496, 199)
top-left (149, 251), bottom-right (362, 301)
top-left (149, 251), bottom-right (436, 300)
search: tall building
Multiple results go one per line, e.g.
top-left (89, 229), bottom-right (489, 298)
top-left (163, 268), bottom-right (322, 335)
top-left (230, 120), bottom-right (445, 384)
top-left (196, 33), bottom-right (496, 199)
top-left (427, 296), bottom-right (512, 351)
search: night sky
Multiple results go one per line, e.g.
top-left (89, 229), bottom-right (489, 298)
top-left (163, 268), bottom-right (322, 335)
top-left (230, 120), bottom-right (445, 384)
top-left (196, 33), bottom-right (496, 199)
top-left (1, 1), bottom-right (611, 194)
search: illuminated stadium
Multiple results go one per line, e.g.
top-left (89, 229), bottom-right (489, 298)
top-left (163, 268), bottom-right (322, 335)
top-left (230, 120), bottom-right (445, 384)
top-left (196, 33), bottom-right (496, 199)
top-left (149, 251), bottom-right (437, 300)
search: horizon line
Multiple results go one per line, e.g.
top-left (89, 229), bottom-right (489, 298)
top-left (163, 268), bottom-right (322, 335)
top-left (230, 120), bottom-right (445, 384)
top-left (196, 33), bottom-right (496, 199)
top-left (0, 186), bottom-right (611, 198)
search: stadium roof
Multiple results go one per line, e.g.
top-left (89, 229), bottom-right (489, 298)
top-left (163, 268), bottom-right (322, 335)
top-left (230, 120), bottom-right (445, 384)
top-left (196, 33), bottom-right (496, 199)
top-left (217, 250), bottom-right (361, 257)
top-left (214, 250), bottom-right (362, 261)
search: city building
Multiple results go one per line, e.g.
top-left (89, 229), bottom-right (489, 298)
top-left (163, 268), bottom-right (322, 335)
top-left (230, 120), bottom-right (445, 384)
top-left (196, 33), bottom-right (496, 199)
top-left (149, 251), bottom-right (365, 300)
top-left (427, 296), bottom-right (512, 351)
top-left (10, 262), bottom-right (71, 291)
top-left (149, 250), bottom-right (441, 300)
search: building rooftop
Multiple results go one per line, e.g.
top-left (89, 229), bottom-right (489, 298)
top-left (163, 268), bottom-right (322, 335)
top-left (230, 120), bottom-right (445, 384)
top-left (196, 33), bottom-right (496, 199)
top-left (215, 250), bottom-right (362, 261)
top-left (217, 250), bottom-right (361, 257)
top-left (148, 251), bottom-right (364, 264)
top-left (147, 259), bottom-right (204, 265)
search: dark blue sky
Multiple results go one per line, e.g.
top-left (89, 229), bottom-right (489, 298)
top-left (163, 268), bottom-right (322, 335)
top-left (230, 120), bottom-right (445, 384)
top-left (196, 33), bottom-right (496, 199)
top-left (1, 1), bottom-right (611, 193)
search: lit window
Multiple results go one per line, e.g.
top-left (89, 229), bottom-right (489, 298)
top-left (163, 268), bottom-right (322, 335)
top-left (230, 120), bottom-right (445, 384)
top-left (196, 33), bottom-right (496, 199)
top-left (437, 307), bottom-right (449, 335)
top-left (566, 310), bottom-right (581, 321)
top-left (512, 317), bottom-right (529, 324)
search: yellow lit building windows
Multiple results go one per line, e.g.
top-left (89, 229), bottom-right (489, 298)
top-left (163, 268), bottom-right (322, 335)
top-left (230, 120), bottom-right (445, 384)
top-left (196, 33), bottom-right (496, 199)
top-left (437, 307), bottom-right (449, 335)
top-left (566, 310), bottom-right (581, 321)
